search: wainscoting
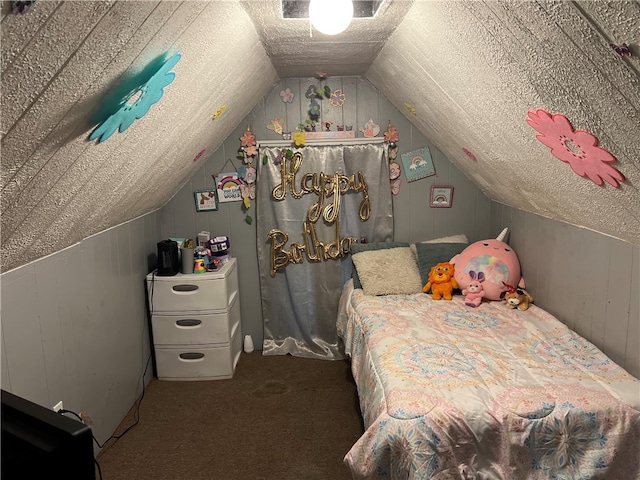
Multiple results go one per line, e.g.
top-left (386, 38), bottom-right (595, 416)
top-left (1, 211), bottom-right (160, 448)
top-left (492, 202), bottom-right (639, 378)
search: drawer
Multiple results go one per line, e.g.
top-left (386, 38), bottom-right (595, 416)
top-left (151, 293), bottom-right (240, 346)
top-left (147, 258), bottom-right (238, 313)
top-left (154, 325), bottom-right (242, 381)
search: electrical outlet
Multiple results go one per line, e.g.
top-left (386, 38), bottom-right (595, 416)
top-left (53, 401), bottom-right (63, 412)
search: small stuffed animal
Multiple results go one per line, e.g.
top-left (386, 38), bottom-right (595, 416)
top-left (423, 262), bottom-right (459, 300)
top-left (462, 270), bottom-right (485, 308)
top-left (500, 283), bottom-right (533, 311)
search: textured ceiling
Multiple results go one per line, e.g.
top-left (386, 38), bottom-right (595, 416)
top-left (1, 0), bottom-right (639, 272)
top-left (240, 0), bottom-right (413, 77)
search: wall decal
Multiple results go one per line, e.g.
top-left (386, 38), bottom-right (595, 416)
top-left (329, 89), bottom-right (346, 107)
top-left (610, 43), bottom-right (632, 57)
top-left (526, 109), bottom-right (624, 188)
top-left (212, 105), bottom-right (226, 120)
top-left (12, 1), bottom-right (35, 14)
top-left (267, 117), bottom-right (285, 135)
top-left (391, 178), bottom-right (401, 196)
top-left (463, 148), bottom-right (476, 160)
top-left (385, 121), bottom-right (401, 195)
top-left (389, 162), bottom-right (401, 181)
top-left (193, 148), bottom-right (206, 162)
top-left (238, 126), bottom-right (258, 221)
top-left (309, 99), bottom-right (321, 117)
top-left (404, 103), bottom-right (416, 115)
top-left (293, 131), bottom-right (306, 146)
top-left (359, 119), bottom-right (380, 137)
top-left (384, 123), bottom-right (399, 144)
top-left (280, 87), bottom-right (295, 103)
top-left (89, 52), bottom-right (181, 143)
top-left (430, 185), bottom-right (454, 208)
top-left (401, 147), bottom-right (436, 182)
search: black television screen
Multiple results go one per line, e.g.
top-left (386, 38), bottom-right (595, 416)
top-left (1, 389), bottom-right (96, 479)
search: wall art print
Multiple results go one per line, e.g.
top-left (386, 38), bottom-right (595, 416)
top-left (194, 189), bottom-right (218, 212)
top-left (401, 147), bottom-right (436, 182)
top-left (526, 109), bottom-right (624, 188)
top-left (215, 172), bottom-right (243, 203)
top-left (430, 185), bottom-right (454, 208)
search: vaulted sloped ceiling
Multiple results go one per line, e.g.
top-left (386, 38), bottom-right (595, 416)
top-left (1, 0), bottom-right (638, 272)
top-left (366, 0), bottom-right (640, 244)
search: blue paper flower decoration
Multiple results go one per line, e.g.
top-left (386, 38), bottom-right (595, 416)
top-left (89, 52), bottom-right (181, 143)
top-left (309, 100), bottom-right (321, 117)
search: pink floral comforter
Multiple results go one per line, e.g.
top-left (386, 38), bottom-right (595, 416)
top-left (337, 279), bottom-right (640, 480)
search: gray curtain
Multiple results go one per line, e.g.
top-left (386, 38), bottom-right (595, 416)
top-left (257, 144), bottom-right (392, 359)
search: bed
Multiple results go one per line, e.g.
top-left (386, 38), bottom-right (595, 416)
top-left (337, 241), bottom-right (640, 480)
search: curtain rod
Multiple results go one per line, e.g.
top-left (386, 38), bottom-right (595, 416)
top-left (257, 137), bottom-right (386, 148)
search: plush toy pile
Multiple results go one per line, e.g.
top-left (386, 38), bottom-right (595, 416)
top-left (422, 228), bottom-right (531, 309)
top-left (450, 228), bottom-right (525, 302)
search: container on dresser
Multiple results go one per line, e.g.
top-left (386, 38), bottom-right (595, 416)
top-left (146, 258), bottom-right (242, 380)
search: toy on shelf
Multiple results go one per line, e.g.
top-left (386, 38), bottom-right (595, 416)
top-left (423, 262), bottom-right (458, 300)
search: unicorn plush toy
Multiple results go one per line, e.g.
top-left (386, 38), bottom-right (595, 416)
top-left (450, 228), bottom-right (525, 301)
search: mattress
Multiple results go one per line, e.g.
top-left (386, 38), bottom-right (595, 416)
top-left (337, 279), bottom-right (640, 479)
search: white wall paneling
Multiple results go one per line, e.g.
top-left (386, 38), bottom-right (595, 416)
top-left (491, 202), bottom-right (639, 379)
top-left (0, 211), bottom-right (160, 450)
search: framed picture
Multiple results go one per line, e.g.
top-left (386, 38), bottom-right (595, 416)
top-left (429, 185), bottom-right (454, 208)
top-left (401, 147), bottom-right (436, 182)
top-left (194, 189), bottom-right (218, 212)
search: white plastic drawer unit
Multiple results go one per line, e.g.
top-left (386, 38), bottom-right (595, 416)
top-left (154, 325), bottom-right (242, 381)
top-left (151, 293), bottom-right (241, 346)
top-left (146, 258), bottom-right (238, 314)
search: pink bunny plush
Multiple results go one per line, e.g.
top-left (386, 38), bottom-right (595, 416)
top-left (462, 270), bottom-right (486, 307)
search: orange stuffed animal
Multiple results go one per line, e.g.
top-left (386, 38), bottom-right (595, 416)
top-left (423, 262), bottom-right (459, 300)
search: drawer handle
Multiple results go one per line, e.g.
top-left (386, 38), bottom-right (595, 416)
top-left (172, 284), bottom-right (199, 293)
top-left (179, 352), bottom-right (205, 362)
top-left (176, 319), bottom-right (202, 328)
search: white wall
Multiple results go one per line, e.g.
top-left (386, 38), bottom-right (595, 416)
top-left (492, 202), bottom-right (640, 379)
top-left (1, 211), bottom-right (160, 449)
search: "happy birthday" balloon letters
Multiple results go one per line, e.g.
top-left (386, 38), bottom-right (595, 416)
top-left (269, 151), bottom-right (370, 276)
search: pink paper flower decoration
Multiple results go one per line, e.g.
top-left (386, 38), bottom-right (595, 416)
top-left (384, 125), bottom-right (399, 143)
top-left (526, 109), bottom-right (624, 188)
top-left (280, 88), bottom-right (294, 103)
top-left (240, 129), bottom-right (256, 147)
top-left (244, 145), bottom-right (257, 158)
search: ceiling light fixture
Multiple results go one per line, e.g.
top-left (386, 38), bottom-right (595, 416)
top-left (309, 0), bottom-right (354, 35)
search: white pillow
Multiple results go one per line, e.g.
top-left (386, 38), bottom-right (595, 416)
top-left (351, 247), bottom-right (423, 295)
top-left (422, 234), bottom-right (469, 244)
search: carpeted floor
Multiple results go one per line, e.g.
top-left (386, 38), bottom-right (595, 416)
top-left (95, 352), bottom-right (364, 480)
